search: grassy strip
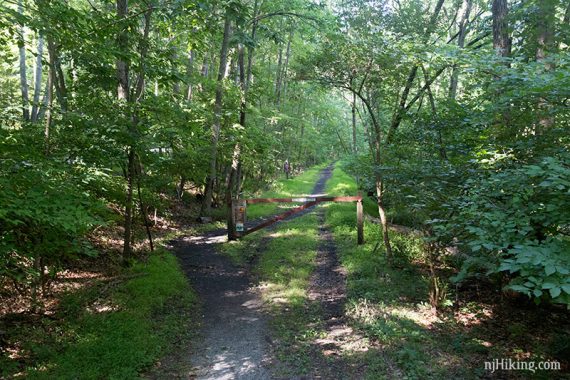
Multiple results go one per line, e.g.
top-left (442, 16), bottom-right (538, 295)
top-left (2, 250), bottom-right (195, 379)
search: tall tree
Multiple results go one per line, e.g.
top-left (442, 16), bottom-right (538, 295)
top-left (30, 33), bottom-right (43, 121)
top-left (18, 0), bottom-right (30, 121)
top-left (200, 9), bottom-right (232, 217)
top-left (449, 0), bottom-right (472, 100)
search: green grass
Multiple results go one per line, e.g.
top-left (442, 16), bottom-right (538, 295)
top-left (2, 250), bottom-right (196, 380)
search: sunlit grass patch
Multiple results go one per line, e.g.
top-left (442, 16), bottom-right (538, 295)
top-left (245, 164), bottom-right (327, 219)
top-left (3, 251), bottom-right (196, 380)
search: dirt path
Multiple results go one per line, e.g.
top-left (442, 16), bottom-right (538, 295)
top-left (160, 229), bottom-right (271, 379)
top-left (151, 163), bottom-right (355, 379)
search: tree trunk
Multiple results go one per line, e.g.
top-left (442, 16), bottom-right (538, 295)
top-left (449, 0), bottom-right (472, 100)
top-left (186, 50), bottom-right (194, 101)
top-left (388, 0), bottom-right (445, 140)
top-left (353, 89), bottom-right (393, 260)
top-left (116, 0), bottom-right (133, 261)
top-left (18, 0), bottom-right (30, 121)
top-left (278, 29), bottom-right (293, 109)
top-left (274, 43), bottom-right (283, 106)
top-left (31, 33), bottom-right (44, 122)
top-left (352, 91), bottom-right (357, 153)
top-left (245, 0), bottom-right (260, 90)
top-left (535, 0), bottom-right (556, 132)
top-left (200, 11), bottom-right (232, 217)
top-left (375, 175), bottom-right (393, 262)
top-left (492, 0), bottom-right (511, 58)
top-left (44, 38), bottom-right (55, 156)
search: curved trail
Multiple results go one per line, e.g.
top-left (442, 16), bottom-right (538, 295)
top-left (152, 164), bottom-right (349, 379)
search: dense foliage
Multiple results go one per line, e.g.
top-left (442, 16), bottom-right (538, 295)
top-left (1, 0), bottom-right (569, 307)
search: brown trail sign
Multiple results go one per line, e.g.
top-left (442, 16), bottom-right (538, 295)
top-left (230, 193), bottom-right (364, 245)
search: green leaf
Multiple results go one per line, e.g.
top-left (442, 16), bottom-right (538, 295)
top-left (549, 287), bottom-right (561, 298)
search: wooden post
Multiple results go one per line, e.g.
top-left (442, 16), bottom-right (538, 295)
top-left (229, 199), bottom-right (237, 240)
top-left (357, 192), bottom-right (364, 245)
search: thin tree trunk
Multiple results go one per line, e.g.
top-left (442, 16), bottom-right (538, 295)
top-left (245, 0), bottom-right (261, 90)
top-left (200, 11), bottom-right (232, 217)
top-left (535, 0), bottom-right (555, 132)
top-left (449, 0), bottom-right (472, 100)
top-left (136, 161), bottom-right (154, 252)
top-left (388, 0), bottom-right (445, 140)
top-left (44, 38), bottom-right (55, 156)
top-left (37, 82), bottom-right (49, 120)
top-left (31, 33), bottom-right (44, 121)
top-left (186, 50), bottom-right (194, 101)
top-left (18, 0), bottom-right (30, 121)
top-left (352, 89), bottom-right (393, 260)
top-left (278, 29), bottom-right (293, 109)
top-left (45, 38), bottom-right (68, 113)
top-left (116, 0), bottom-right (133, 261)
top-left (352, 91), bottom-right (357, 153)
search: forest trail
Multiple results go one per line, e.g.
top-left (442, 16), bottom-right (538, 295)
top-left (154, 163), bottom-right (348, 379)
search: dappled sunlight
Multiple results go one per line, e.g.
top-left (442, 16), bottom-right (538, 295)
top-left (87, 300), bottom-right (120, 314)
top-left (258, 281), bottom-right (307, 305)
top-left (329, 182), bottom-right (354, 194)
top-left (184, 233), bottom-right (227, 245)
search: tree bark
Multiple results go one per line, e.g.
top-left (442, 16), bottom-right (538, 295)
top-left (200, 11), bottom-right (232, 217)
top-left (116, 0), bottom-right (133, 261)
top-left (274, 42), bottom-right (283, 105)
top-left (388, 0), bottom-right (445, 140)
top-left (449, 0), bottom-right (472, 100)
top-left (350, 85), bottom-right (393, 260)
top-left (186, 50), bottom-right (194, 101)
top-left (492, 0), bottom-right (511, 58)
top-left (31, 33), bottom-right (44, 122)
top-left (18, 0), bottom-right (30, 121)
top-left (278, 28), bottom-right (293, 109)
top-left (44, 38), bottom-right (55, 156)
top-left (535, 0), bottom-right (556, 132)
top-left (352, 91), bottom-right (357, 153)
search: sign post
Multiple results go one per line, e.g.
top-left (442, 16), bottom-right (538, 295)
top-left (357, 192), bottom-right (364, 245)
top-left (234, 199), bottom-right (247, 237)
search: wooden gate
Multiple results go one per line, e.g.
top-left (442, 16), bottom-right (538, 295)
top-left (230, 193), bottom-right (364, 245)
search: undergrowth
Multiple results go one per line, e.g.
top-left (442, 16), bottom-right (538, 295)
top-left (325, 165), bottom-right (569, 379)
top-left (1, 251), bottom-right (196, 379)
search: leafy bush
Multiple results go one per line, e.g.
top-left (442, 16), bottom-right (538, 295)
top-left (442, 155), bottom-right (570, 306)
top-left (0, 160), bottom-right (104, 298)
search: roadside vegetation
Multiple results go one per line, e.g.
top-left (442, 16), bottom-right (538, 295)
top-left (325, 164), bottom-right (570, 379)
top-left (0, 249), bottom-right (196, 379)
